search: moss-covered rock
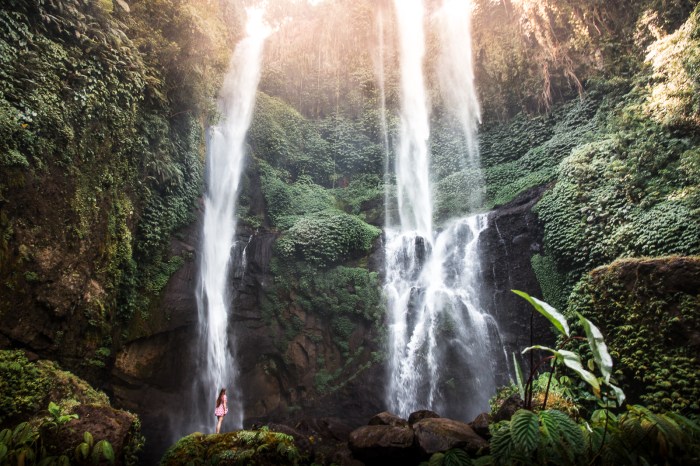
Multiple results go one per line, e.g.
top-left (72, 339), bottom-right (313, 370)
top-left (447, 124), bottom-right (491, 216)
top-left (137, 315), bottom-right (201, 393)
top-left (0, 349), bottom-right (144, 465)
top-left (568, 256), bottom-right (700, 414)
top-left (160, 428), bottom-right (302, 466)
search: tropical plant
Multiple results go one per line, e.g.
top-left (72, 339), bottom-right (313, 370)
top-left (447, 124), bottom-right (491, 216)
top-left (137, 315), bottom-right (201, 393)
top-left (44, 402), bottom-right (78, 433)
top-left (74, 431), bottom-right (115, 465)
top-left (0, 403), bottom-right (116, 466)
top-left (420, 448), bottom-right (474, 466)
top-left (485, 291), bottom-right (700, 465)
top-left (511, 290), bottom-right (625, 412)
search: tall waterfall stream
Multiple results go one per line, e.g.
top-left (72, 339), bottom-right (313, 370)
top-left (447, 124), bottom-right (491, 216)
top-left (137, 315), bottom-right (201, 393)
top-left (385, 0), bottom-right (508, 421)
top-left (194, 8), bottom-right (270, 431)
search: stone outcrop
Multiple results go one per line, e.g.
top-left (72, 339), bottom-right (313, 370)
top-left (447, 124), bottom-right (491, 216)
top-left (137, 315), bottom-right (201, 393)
top-left (348, 410), bottom-right (490, 464)
top-left (413, 417), bottom-right (488, 455)
top-left (348, 425), bottom-right (417, 465)
top-left (481, 186), bottom-right (554, 374)
top-left (369, 411), bottom-right (408, 428)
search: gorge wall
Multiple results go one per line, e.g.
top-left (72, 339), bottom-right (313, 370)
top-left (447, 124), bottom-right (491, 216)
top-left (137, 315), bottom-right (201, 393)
top-left (1, 0), bottom-right (699, 464)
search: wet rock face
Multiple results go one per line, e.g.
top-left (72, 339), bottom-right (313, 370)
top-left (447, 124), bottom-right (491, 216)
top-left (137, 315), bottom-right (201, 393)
top-left (481, 186), bottom-right (554, 364)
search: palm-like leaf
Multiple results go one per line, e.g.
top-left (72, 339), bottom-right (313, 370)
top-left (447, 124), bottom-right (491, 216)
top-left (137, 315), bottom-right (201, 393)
top-left (513, 290), bottom-right (570, 337)
top-left (576, 313), bottom-right (613, 383)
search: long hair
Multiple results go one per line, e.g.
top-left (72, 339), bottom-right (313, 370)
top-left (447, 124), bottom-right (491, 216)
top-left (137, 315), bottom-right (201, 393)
top-left (216, 388), bottom-right (226, 407)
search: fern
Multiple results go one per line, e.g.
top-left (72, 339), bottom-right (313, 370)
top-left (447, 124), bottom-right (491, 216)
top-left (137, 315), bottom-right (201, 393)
top-left (443, 448), bottom-right (472, 466)
top-left (430, 452), bottom-right (445, 466)
top-left (511, 410), bottom-right (539, 454)
top-left (540, 409), bottom-right (584, 454)
top-left (490, 422), bottom-right (515, 465)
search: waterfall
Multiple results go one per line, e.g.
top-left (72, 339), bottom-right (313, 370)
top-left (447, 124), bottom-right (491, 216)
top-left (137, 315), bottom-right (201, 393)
top-left (195, 7), bottom-right (270, 431)
top-left (386, 0), bottom-right (505, 421)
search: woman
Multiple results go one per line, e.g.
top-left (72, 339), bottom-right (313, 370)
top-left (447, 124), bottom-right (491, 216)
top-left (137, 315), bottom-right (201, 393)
top-left (214, 388), bottom-right (228, 433)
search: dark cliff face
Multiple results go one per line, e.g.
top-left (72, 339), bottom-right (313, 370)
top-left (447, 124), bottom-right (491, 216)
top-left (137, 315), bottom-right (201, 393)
top-left (481, 185), bottom-right (554, 359)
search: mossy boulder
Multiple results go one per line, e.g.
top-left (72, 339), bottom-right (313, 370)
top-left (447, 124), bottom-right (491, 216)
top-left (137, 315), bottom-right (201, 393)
top-left (568, 256), bottom-right (700, 413)
top-left (0, 350), bottom-right (108, 426)
top-left (160, 427), bottom-right (303, 465)
top-left (0, 350), bottom-right (144, 465)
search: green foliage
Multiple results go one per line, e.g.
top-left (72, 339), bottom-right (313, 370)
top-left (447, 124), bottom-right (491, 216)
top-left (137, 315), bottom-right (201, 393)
top-left (514, 290), bottom-right (625, 409)
top-left (530, 254), bottom-right (570, 312)
top-left (512, 290), bottom-right (570, 337)
top-left (0, 0), bottom-right (232, 358)
top-left (490, 374), bottom-right (582, 419)
top-left (75, 431), bottom-right (115, 465)
top-left (276, 210), bottom-right (380, 267)
top-left (423, 448), bottom-right (474, 466)
top-left (258, 162), bottom-right (335, 229)
top-left (488, 409), bottom-right (585, 465)
top-left (473, 93), bottom-right (607, 212)
top-left (250, 93), bottom-right (333, 186)
top-left (332, 174), bottom-right (384, 221)
top-left (160, 428), bottom-right (302, 466)
top-left (0, 351), bottom-right (52, 424)
top-left (586, 405), bottom-right (700, 466)
top-left (0, 402), bottom-right (120, 466)
top-left (45, 402), bottom-right (78, 433)
top-left (567, 257), bottom-right (700, 414)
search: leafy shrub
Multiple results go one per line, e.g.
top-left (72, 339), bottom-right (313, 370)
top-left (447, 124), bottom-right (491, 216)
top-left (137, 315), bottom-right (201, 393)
top-left (250, 93), bottom-right (333, 186)
top-left (276, 210), bottom-right (380, 267)
top-left (567, 257), bottom-right (700, 414)
top-left (160, 427), bottom-right (302, 466)
top-left (0, 351), bottom-right (50, 424)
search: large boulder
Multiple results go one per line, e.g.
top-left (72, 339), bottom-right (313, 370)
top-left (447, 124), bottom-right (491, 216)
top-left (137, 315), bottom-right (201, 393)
top-left (44, 404), bottom-right (142, 466)
top-left (368, 411), bottom-right (408, 427)
top-left (470, 412), bottom-right (491, 438)
top-left (412, 418), bottom-right (488, 456)
top-left (408, 410), bottom-right (440, 426)
top-left (492, 394), bottom-right (524, 422)
top-left (348, 425), bottom-right (417, 465)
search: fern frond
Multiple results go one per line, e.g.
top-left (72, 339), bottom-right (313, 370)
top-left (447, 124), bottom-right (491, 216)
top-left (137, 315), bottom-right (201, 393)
top-left (490, 423), bottom-right (514, 466)
top-left (443, 448), bottom-right (472, 466)
top-left (511, 410), bottom-right (539, 454)
top-left (429, 452), bottom-right (445, 466)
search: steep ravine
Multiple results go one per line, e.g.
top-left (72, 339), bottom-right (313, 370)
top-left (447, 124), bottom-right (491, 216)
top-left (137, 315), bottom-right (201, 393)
top-left (110, 180), bottom-right (552, 461)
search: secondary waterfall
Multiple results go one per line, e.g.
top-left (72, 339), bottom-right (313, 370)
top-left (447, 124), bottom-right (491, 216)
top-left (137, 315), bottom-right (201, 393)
top-left (195, 7), bottom-right (270, 430)
top-left (385, 0), bottom-right (505, 420)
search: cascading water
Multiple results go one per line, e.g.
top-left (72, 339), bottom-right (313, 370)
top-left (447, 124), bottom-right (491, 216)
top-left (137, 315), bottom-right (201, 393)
top-left (195, 7), bottom-right (271, 431)
top-left (385, 0), bottom-right (507, 421)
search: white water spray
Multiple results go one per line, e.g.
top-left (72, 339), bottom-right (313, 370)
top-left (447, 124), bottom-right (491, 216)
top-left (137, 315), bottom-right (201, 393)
top-left (386, 0), bottom-right (505, 420)
top-left (436, 0), bottom-right (482, 162)
top-left (393, 0), bottom-right (432, 239)
top-left (196, 7), bottom-right (271, 430)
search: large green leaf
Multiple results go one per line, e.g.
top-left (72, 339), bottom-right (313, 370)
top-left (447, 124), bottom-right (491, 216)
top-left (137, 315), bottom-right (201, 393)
top-left (523, 346), bottom-right (600, 397)
top-left (512, 290), bottom-right (569, 337)
top-left (539, 410), bottom-right (585, 455)
top-left (607, 383), bottom-right (626, 407)
top-left (510, 410), bottom-right (539, 454)
top-left (576, 313), bottom-right (613, 383)
top-left (444, 448), bottom-right (472, 466)
top-left (557, 350), bottom-right (600, 397)
top-left (512, 352), bottom-right (525, 400)
top-left (490, 423), bottom-right (515, 465)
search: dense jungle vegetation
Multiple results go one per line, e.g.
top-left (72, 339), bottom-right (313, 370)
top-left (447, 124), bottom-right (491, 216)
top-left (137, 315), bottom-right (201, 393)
top-left (0, 0), bottom-right (699, 464)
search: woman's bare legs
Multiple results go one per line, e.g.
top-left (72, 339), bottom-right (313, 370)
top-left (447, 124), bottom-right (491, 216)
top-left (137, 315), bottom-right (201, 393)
top-left (216, 416), bottom-right (224, 433)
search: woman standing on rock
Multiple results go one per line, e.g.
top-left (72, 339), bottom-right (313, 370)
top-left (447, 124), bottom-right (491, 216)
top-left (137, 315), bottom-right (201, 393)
top-left (215, 388), bottom-right (228, 433)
